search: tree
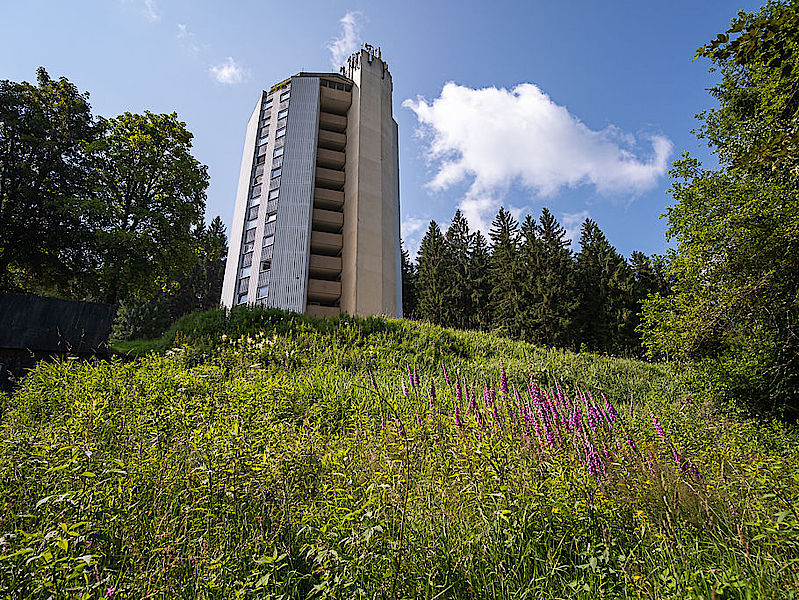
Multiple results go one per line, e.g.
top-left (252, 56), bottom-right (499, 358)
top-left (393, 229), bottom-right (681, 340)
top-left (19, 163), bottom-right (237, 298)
top-left (641, 0), bottom-right (799, 416)
top-left (443, 210), bottom-right (473, 329)
top-left (488, 207), bottom-right (524, 337)
top-left (95, 111), bottom-right (209, 304)
top-left (467, 231), bottom-right (492, 330)
top-left (114, 217), bottom-right (228, 340)
top-left (574, 219), bottom-right (635, 353)
top-left (0, 68), bottom-right (102, 296)
top-left (415, 221), bottom-right (448, 325)
top-left (533, 208), bottom-right (576, 348)
top-left (400, 241), bottom-right (418, 319)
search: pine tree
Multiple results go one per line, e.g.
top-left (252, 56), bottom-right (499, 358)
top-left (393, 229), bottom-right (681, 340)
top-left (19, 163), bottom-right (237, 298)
top-left (518, 215), bottom-right (543, 342)
top-left (415, 221), bottom-right (448, 325)
top-left (488, 207), bottom-right (523, 337)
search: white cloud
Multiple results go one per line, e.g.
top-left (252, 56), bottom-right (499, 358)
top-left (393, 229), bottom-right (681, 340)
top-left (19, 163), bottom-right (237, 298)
top-left (176, 23), bottom-right (203, 54)
top-left (403, 82), bottom-right (672, 231)
top-left (327, 11), bottom-right (363, 69)
top-left (209, 57), bottom-right (247, 85)
top-left (121, 0), bottom-right (159, 21)
top-left (401, 216), bottom-right (428, 259)
top-left (560, 210), bottom-right (591, 248)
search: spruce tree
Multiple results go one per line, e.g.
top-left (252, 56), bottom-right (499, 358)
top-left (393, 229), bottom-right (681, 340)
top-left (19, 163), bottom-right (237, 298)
top-left (468, 231), bottom-right (492, 330)
top-left (444, 210), bottom-right (472, 329)
top-left (488, 207), bottom-right (523, 337)
top-left (415, 221), bottom-right (448, 325)
top-left (400, 242), bottom-right (418, 319)
top-left (535, 208), bottom-right (576, 348)
top-left (574, 219), bottom-right (635, 353)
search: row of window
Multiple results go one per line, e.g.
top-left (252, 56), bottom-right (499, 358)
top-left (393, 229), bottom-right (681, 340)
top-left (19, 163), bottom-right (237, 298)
top-left (320, 79), bottom-right (351, 92)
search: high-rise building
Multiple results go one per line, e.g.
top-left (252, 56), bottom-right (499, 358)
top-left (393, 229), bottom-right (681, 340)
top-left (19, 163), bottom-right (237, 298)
top-left (221, 45), bottom-right (402, 318)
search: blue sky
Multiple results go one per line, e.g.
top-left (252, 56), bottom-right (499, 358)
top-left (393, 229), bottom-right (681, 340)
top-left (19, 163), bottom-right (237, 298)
top-left (1, 0), bottom-right (761, 258)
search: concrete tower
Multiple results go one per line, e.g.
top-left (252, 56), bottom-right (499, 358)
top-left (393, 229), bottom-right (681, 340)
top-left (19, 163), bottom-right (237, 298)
top-left (221, 45), bottom-right (402, 318)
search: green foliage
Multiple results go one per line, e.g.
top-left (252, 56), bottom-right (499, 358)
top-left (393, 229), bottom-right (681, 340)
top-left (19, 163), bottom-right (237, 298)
top-left (642, 1), bottom-right (799, 417)
top-left (113, 217), bottom-right (228, 340)
top-left (415, 221), bottom-right (449, 325)
top-left (0, 67), bottom-right (102, 295)
top-left (2, 307), bottom-right (799, 597)
top-left (96, 111), bottom-right (209, 304)
top-left (489, 207), bottom-right (524, 338)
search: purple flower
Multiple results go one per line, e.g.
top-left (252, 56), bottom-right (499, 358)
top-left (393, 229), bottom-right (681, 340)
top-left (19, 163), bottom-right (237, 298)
top-left (413, 366), bottom-right (420, 387)
top-left (415, 409), bottom-right (421, 426)
top-left (499, 361), bottom-right (508, 395)
top-left (407, 366), bottom-right (414, 389)
top-left (652, 415), bottom-right (667, 441)
top-left (429, 379), bottom-right (436, 408)
top-left (402, 381), bottom-right (408, 397)
top-left (105, 588), bottom-right (115, 598)
top-left (455, 380), bottom-right (462, 405)
top-left (442, 363), bottom-right (450, 386)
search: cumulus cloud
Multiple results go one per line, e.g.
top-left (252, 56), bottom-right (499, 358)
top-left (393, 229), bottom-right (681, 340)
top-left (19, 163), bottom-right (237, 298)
top-left (403, 83), bottom-right (672, 231)
top-left (121, 0), bottom-right (159, 21)
top-left (401, 216), bottom-right (428, 259)
top-left (560, 210), bottom-right (591, 248)
top-left (327, 11), bottom-right (363, 69)
top-left (209, 57), bottom-right (247, 85)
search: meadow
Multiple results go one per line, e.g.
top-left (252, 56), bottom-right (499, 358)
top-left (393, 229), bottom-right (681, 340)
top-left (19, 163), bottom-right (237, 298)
top-left (1, 307), bottom-right (798, 598)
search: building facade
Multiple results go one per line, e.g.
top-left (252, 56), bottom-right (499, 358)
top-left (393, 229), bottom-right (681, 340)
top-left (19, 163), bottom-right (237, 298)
top-left (221, 45), bottom-right (402, 318)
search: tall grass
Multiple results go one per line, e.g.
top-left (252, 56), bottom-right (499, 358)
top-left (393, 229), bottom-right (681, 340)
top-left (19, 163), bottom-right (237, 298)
top-left (2, 308), bottom-right (798, 598)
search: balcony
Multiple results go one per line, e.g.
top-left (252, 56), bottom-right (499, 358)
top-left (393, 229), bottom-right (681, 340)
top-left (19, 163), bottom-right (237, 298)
top-left (315, 167), bottom-right (345, 190)
top-left (317, 148), bottom-right (345, 170)
top-left (314, 188), bottom-right (344, 211)
top-left (320, 86), bottom-right (352, 115)
top-left (310, 231), bottom-right (343, 255)
top-left (319, 111), bottom-right (346, 133)
top-left (307, 278), bottom-right (341, 303)
top-left (308, 254), bottom-right (342, 279)
top-left (312, 208), bottom-right (343, 233)
top-left (306, 304), bottom-right (341, 318)
top-left (318, 129), bottom-right (346, 151)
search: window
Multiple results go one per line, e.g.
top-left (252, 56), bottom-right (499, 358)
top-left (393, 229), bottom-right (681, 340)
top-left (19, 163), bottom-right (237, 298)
top-left (244, 228), bottom-right (256, 243)
top-left (271, 167), bottom-right (281, 179)
top-left (254, 164), bottom-right (265, 177)
top-left (238, 276), bottom-right (250, 293)
top-left (247, 206), bottom-right (259, 221)
top-left (273, 146), bottom-right (284, 158)
top-left (243, 241), bottom-right (255, 253)
top-left (261, 259), bottom-right (271, 271)
top-left (263, 235), bottom-right (274, 247)
top-left (263, 98), bottom-right (273, 110)
top-left (250, 184), bottom-right (262, 198)
top-left (257, 285), bottom-right (269, 299)
top-left (240, 266), bottom-right (251, 278)
top-left (258, 135), bottom-right (268, 147)
top-left (277, 108), bottom-right (288, 120)
top-left (275, 127), bottom-right (286, 138)
top-left (237, 292), bottom-right (248, 304)
top-left (248, 196), bottom-right (260, 208)
top-left (260, 116), bottom-right (270, 126)
top-left (280, 90), bottom-right (290, 101)
top-left (268, 188), bottom-right (280, 200)
top-left (266, 212), bottom-right (277, 224)
top-left (254, 174), bottom-right (263, 185)
top-left (241, 251), bottom-right (254, 267)
top-left (256, 155), bottom-right (266, 166)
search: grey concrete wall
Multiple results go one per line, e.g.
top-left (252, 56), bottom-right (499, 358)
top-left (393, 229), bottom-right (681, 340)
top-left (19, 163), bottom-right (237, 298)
top-left (221, 95), bottom-right (262, 307)
top-left (267, 76), bottom-right (320, 313)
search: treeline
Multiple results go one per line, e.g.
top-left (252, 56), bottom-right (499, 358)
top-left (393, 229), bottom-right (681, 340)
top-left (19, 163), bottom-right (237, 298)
top-left (0, 68), bottom-right (227, 338)
top-left (402, 207), bottom-right (669, 355)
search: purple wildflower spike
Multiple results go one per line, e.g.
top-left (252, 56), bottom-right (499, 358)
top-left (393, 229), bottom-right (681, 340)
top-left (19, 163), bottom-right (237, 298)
top-left (629, 402), bottom-right (634, 418)
top-left (413, 366), bottom-right (420, 387)
top-left (499, 361), bottom-right (508, 395)
top-left (402, 381), bottom-right (408, 397)
top-left (369, 371), bottom-right (378, 393)
top-left (454, 406), bottom-right (464, 430)
top-left (455, 379), bottom-right (462, 405)
top-left (429, 378), bottom-right (437, 410)
top-left (652, 415), bottom-right (667, 441)
top-left (408, 365), bottom-right (414, 389)
top-left (442, 363), bottom-right (450, 386)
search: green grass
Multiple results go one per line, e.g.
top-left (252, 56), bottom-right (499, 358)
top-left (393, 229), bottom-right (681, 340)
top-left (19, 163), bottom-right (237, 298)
top-left (1, 307), bottom-right (798, 598)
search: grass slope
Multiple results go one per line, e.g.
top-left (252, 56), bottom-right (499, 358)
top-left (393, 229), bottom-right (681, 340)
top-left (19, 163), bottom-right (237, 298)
top-left (1, 307), bottom-right (798, 598)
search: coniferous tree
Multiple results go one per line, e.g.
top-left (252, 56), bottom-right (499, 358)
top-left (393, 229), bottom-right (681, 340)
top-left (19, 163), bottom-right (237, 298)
top-left (443, 210), bottom-right (472, 329)
top-left (467, 231), bottom-right (492, 330)
top-left (574, 218), bottom-right (635, 353)
top-left (535, 208), bottom-right (577, 348)
top-left (518, 215), bottom-right (543, 342)
top-left (488, 207), bottom-right (524, 337)
top-left (400, 242), bottom-right (418, 319)
top-left (415, 221), bottom-right (448, 325)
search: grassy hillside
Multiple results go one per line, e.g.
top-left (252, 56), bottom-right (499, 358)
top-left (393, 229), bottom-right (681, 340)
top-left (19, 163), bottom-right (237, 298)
top-left (1, 307), bottom-right (798, 598)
